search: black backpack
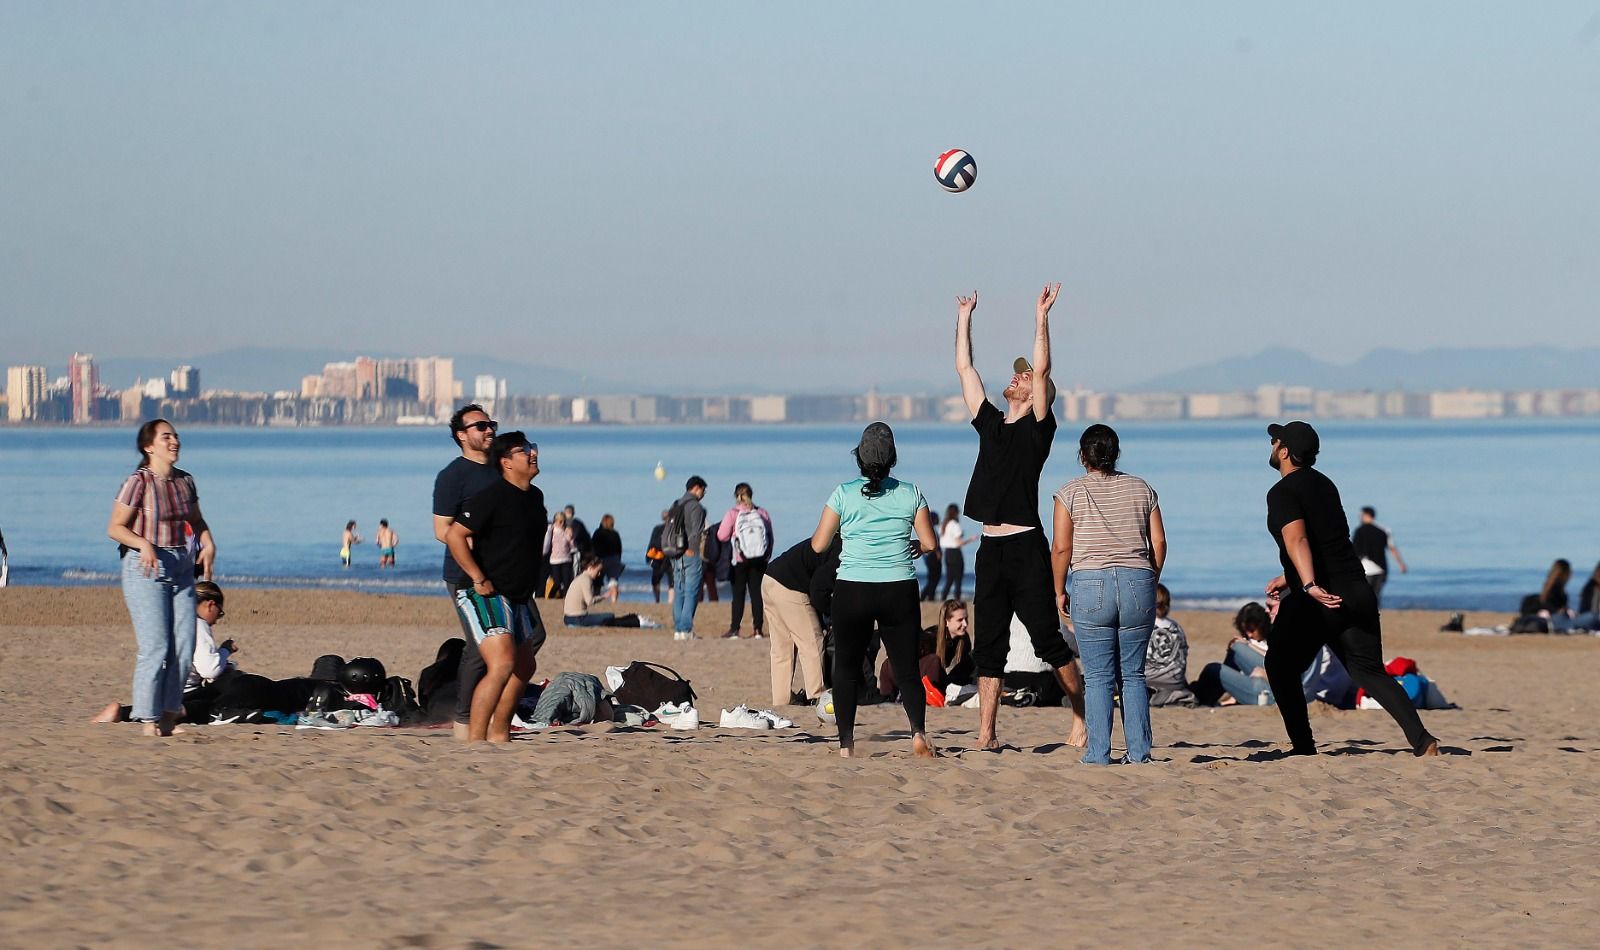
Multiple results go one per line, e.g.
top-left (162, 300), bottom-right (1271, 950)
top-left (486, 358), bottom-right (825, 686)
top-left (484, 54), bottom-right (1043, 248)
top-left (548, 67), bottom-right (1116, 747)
top-left (610, 661), bottom-right (696, 709)
top-left (658, 501), bottom-right (688, 558)
top-left (379, 675), bottom-right (423, 723)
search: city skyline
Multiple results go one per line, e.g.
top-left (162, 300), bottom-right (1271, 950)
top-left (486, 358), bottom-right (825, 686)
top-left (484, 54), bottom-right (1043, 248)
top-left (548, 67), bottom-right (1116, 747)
top-left (4, 4), bottom-right (1599, 390)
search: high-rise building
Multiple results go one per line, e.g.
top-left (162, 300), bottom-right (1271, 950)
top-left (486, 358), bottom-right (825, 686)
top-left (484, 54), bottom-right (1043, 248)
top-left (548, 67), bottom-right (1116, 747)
top-left (170, 365), bottom-right (200, 397)
top-left (6, 365), bottom-right (48, 422)
top-left (354, 356), bottom-right (380, 400)
top-left (69, 353), bottom-right (99, 423)
top-left (415, 357), bottom-right (456, 418)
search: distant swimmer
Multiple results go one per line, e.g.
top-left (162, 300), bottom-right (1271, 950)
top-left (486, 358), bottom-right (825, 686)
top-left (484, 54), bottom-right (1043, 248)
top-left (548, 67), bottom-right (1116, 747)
top-left (376, 519), bottom-right (397, 569)
top-left (341, 520), bottom-right (362, 568)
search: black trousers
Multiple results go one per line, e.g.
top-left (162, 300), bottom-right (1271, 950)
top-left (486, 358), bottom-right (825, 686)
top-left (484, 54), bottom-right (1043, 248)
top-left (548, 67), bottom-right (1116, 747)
top-left (940, 548), bottom-right (965, 600)
top-left (730, 556), bottom-right (768, 630)
top-left (831, 579), bottom-right (926, 744)
top-left (448, 580), bottom-right (487, 725)
top-left (1265, 584), bottom-right (1435, 754)
top-left (972, 532), bottom-right (1075, 679)
top-left (920, 552), bottom-right (942, 601)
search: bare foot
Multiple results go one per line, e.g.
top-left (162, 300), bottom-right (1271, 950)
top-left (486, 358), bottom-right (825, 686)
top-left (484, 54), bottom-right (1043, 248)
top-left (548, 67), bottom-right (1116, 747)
top-left (1418, 739), bottom-right (1440, 757)
top-left (1066, 719), bottom-right (1088, 749)
top-left (977, 737), bottom-right (1002, 752)
top-left (92, 702), bottom-right (125, 724)
top-left (838, 746), bottom-right (853, 758)
top-left (141, 721), bottom-right (163, 737)
top-left (453, 721), bottom-right (470, 742)
top-left (912, 734), bottom-right (939, 759)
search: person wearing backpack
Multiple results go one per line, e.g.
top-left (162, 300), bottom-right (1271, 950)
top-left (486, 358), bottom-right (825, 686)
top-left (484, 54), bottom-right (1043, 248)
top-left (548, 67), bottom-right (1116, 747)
top-left (662, 476), bottom-right (709, 640)
top-left (716, 482), bottom-right (774, 639)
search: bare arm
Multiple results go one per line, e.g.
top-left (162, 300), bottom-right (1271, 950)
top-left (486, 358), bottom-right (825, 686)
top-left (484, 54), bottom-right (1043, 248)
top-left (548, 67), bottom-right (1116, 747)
top-left (810, 505), bottom-right (840, 555)
top-left (1051, 498), bottom-right (1074, 617)
top-left (433, 514), bottom-right (454, 544)
top-left (1389, 539), bottom-right (1408, 573)
top-left (954, 292), bottom-right (987, 419)
top-left (1031, 283), bottom-right (1060, 422)
top-left (446, 521), bottom-right (494, 594)
top-left (108, 503), bottom-right (157, 574)
top-left (1149, 505), bottom-right (1166, 582)
top-left (1281, 520), bottom-right (1340, 607)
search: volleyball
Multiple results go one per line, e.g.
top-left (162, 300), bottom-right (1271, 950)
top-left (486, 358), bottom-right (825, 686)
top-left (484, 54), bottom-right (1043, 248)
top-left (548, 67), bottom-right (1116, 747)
top-left (816, 689), bottom-right (836, 725)
top-left (934, 148), bottom-right (976, 193)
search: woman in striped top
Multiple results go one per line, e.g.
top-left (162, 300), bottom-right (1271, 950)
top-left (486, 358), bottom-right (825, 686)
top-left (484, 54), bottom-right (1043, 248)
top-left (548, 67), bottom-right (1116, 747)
top-left (1050, 424), bottom-right (1166, 765)
top-left (106, 419), bottom-right (218, 737)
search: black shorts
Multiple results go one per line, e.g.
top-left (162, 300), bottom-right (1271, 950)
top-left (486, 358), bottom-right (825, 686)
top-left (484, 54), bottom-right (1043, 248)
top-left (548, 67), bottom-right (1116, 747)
top-left (972, 530), bottom-right (1075, 679)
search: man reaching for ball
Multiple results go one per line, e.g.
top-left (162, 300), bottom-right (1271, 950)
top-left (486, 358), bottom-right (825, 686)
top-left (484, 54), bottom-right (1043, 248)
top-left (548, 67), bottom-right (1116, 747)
top-left (954, 284), bottom-right (1088, 752)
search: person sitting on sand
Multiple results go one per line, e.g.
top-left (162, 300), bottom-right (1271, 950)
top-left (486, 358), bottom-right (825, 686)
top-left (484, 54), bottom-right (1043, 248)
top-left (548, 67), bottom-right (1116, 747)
top-left (1573, 562), bottom-right (1600, 632)
top-left (1146, 584), bottom-right (1196, 707)
top-left (877, 627), bottom-right (944, 701)
top-left (934, 599), bottom-right (974, 689)
top-left (563, 557), bottom-right (655, 628)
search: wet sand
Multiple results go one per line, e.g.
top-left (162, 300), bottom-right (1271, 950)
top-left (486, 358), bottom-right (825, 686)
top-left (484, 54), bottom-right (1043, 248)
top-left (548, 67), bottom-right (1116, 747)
top-left (1, 585), bottom-right (1596, 947)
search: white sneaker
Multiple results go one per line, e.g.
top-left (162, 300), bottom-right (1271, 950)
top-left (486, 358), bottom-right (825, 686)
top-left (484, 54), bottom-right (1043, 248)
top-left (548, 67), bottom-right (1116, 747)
top-left (719, 705), bottom-right (769, 729)
top-left (755, 709), bottom-right (794, 729)
top-left (638, 618), bottom-right (662, 628)
top-left (655, 702), bottom-right (698, 730)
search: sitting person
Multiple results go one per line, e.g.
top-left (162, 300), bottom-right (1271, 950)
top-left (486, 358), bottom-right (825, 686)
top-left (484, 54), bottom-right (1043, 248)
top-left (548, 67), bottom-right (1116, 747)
top-left (1574, 561), bottom-right (1600, 632)
top-left (563, 557), bottom-right (656, 628)
top-left (933, 599), bottom-right (974, 689)
top-left (877, 626), bottom-right (945, 701)
top-left (1146, 583), bottom-right (1196, 707)
top-left (1003, 610), bottom-right (1075, 708)
top-left (94, 580), bottom-right (242, 724)
top-left (1193, 602), bottom-right (1272, 706)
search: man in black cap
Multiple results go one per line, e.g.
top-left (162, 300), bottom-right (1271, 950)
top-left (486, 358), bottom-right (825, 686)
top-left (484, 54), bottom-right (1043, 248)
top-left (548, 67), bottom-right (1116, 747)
top-left (1262, 421), bottom-right (1438, 757)
top-left (955, 284), bottom-right (1087, 751)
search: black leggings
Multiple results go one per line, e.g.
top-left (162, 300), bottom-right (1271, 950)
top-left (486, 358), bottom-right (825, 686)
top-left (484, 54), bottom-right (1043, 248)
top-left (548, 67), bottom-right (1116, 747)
top-left (920, 552), bottom-right (942, 601)
top-left (730, 556), bottom-right (768, 630)
top-left (1265, 586), bottom-right (1436, 755)
top-left (831, 578), bottom-right (926, 745)
top-left (939, 548), bottom-right (964, 600)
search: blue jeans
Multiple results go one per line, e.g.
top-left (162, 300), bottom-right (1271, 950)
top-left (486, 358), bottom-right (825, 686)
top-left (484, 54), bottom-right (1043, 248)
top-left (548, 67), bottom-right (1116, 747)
top-left (120, 547), bottom-right (197, 721)
top-left (670, 555), bottom-right (704, 634)
top-left (1070, 567), bottom-right (1156, 764)
top-left (1220, 642), bottom-right (1274, 705)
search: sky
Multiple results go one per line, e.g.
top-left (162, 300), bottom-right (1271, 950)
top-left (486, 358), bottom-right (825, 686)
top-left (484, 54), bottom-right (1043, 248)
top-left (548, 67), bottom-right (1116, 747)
top-left (2, 2), bottom-right (1597, 392)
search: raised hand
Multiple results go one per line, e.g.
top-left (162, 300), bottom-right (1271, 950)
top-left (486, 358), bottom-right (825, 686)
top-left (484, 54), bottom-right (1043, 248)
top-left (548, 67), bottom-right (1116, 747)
top-left (956, 291), bottom-right (978, 319)
top-left (1036, 282), bottom-right (1061, 318)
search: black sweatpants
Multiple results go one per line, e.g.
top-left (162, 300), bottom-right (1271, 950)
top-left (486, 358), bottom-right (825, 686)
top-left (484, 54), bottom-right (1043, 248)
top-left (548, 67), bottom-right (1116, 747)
top-left (940, 548), bottom-right (964, 600)
top-left (972, 531), bottom-right (1076, 679)
top-left (920, 551), bottom-right (942, 601)
top-left (448, 580), bottom-right (487, 725)
top-left (730, 556), bottom-right (768, 630)
top-left (1265, 584), bottom-right (1436, 754)
top-left (831, 578), bottom-right (926, 744)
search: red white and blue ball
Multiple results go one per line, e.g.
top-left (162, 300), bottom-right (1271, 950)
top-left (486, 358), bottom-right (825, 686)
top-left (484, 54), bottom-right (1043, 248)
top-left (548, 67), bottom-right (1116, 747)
top-left (934, 148), bottom-right (977, 193)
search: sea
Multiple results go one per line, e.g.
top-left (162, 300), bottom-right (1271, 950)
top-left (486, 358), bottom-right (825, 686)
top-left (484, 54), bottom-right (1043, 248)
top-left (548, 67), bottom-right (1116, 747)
top-left (1, 419), bottom-right (1595, 613)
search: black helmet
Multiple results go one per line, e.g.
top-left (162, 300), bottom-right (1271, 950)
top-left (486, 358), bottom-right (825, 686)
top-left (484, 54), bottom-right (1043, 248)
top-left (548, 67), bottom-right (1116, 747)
top-left (340, 656), bottom-right (387, 694)
top-left (310, 654), bottom-right (346, 682)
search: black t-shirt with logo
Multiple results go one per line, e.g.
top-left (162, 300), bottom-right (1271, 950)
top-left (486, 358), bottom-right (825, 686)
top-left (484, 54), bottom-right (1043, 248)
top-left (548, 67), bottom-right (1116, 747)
top-left (1266, 467), bottom-right (1366, 591)
top-left (455, 479), bottom-right (549, 601)
top-left (1351, 523), bottom-right (1389, 572)
top-left (962, 401), bottom-right (1057, 528)
top-left (433, 456), bottom-right (504, 584)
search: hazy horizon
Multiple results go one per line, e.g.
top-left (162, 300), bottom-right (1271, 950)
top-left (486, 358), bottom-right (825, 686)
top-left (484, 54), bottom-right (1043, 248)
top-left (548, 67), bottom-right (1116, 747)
top-left (4, 3), bottom-right (1598, 391)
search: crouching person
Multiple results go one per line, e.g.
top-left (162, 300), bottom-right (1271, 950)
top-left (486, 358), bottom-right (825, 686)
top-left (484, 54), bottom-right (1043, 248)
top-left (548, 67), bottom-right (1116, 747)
top-left (446, 431), bottom-right (550, 742)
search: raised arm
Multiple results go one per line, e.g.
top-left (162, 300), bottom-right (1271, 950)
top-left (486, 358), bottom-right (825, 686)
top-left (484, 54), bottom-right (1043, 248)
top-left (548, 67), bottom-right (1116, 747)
top-left (1032, 282), bottom-right (1060, 421)
top-left (954, 292), bottom-right (987, 419)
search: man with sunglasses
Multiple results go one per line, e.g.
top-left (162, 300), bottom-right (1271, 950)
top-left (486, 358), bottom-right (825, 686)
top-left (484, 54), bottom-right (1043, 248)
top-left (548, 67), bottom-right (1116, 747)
top-left (446, 431), bottom-right (549, 742)
top-left (433, 404), bottom-right (506, 740)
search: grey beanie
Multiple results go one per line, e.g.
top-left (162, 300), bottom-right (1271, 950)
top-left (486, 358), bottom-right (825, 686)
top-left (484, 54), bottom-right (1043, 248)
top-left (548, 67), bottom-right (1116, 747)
top-left (854, 422), bottom-right (896, 468)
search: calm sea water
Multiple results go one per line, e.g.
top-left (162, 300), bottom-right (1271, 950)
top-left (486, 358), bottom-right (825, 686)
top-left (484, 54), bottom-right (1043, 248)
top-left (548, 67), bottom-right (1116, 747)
top-left (1, 420), bottom-right (1595, 612)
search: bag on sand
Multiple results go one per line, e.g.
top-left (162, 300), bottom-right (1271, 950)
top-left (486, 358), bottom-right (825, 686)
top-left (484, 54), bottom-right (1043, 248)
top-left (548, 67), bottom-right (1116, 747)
top-left (379, 675), bottom-right (423, 723)
top-left (659, 501), bottom-right (688, 559)
top-left (610, 661), bottom-right (696, 710)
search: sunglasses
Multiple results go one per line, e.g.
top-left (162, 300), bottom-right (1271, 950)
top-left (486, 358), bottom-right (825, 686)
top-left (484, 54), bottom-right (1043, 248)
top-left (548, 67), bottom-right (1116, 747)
top-left (463, 420), bottom-right (498, 433)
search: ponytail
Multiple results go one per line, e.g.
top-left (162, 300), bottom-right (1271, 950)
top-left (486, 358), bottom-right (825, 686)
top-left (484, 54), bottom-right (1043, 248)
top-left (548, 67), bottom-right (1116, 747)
top-left (860, 461), bottom-right (892, 498)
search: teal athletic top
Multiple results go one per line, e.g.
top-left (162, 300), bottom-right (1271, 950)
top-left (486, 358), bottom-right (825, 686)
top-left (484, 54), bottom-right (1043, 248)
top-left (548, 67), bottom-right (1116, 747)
top-left (826, 476), bottom-right (928, 583)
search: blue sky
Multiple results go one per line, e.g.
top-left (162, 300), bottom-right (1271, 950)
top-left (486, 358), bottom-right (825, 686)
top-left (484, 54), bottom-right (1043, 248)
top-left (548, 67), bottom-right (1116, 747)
top-left (2, 2), bottom-right (1597, 390)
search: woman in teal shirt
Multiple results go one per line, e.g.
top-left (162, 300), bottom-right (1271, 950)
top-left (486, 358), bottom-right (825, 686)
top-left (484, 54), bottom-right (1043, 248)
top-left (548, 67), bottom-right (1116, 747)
top-left (809, 423), bottom-right (940, 758)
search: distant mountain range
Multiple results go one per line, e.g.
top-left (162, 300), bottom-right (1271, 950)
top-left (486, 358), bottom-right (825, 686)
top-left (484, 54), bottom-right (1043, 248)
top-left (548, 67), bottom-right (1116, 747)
top-left (1123, 346), bottom-right (1600, 394)
top-left (40, 344), bottom-right (1600, 396)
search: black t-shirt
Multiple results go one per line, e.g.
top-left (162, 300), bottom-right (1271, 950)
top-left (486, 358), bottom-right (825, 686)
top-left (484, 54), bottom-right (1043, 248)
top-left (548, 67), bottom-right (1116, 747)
top-left (433, 456), bottom-right (504, 584)
top-left (767, 536), bottom-right (841, 616)
top-left (962, 401), bottom-right (1057, 528)
top-left (1266, 467), bottom-right (1365, 590)
top-left (454, 479), bottom-right (549, 601)
top-left (592, 527), bottom-right (622, 559)
top-left (1351, 523), bottom-right (1389, 572)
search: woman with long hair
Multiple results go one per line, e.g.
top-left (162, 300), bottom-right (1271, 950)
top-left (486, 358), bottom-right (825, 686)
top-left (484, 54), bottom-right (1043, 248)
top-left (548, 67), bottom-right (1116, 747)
top-left (808, 423), bottom-right (939, 758)
top-left (717, 482), bottom-right (774, 638)
top-left (938, 504), bottom-right (975, 600)
top-left (106, 419), bottom-right (218, 737)
top-left (1051, 423), bottom-right (1166, 765)
top-left (544, 510), bottom-right (576, 596)
top-left (933, 599), bottom-right (975, 688)
top-left (592, 514), bottom-right (625, 602)
top-left (1541, 558), bottom-right (1573, 614)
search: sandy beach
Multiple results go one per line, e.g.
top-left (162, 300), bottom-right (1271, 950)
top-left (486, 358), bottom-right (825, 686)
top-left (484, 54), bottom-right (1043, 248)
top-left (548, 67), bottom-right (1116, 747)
top-left (1, 585), bottom-right (1596, 947)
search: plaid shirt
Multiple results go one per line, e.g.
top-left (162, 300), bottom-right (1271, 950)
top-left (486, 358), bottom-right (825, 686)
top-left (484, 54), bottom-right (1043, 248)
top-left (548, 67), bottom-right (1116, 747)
top-left (115, 468), bottom-right (198, 548)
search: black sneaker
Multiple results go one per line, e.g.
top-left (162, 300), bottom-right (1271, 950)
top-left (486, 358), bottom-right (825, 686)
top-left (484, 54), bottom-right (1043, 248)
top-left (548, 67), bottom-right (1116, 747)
top-left (720, 628), bottom-right (740, 639)
top-left (788, 690), bottom-right (809, 706)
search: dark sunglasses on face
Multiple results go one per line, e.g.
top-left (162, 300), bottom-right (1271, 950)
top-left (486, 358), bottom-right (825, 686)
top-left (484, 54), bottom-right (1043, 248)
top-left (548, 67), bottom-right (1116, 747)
top-left (464, 420), bottom-right (498, 433)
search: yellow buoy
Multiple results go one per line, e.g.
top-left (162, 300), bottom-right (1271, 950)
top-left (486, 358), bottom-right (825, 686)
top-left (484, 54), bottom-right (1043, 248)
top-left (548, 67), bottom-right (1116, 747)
top-left (653, 461), bottom-right (666, 481)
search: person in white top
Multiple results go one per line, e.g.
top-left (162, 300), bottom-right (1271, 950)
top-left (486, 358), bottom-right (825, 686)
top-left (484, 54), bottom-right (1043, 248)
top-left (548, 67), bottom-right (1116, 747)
top-left (938, 504), bottom-right (976, 600)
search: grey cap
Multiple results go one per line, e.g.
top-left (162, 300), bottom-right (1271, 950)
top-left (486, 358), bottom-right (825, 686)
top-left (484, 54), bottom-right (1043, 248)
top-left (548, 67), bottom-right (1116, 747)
top-left (855, 422), bottom-right (896, 467)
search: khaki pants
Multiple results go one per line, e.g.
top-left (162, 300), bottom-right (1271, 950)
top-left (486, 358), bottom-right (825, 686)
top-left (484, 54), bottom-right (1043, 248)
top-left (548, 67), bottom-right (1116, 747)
top-left (762, 574), bottom-right (826, 706)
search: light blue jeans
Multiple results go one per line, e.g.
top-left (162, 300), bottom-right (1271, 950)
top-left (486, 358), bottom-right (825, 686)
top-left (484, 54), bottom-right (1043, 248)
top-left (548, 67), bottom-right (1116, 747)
top-left (121, 547), bottom-right (196, 721)
top-left (670, 555), bottom-right (704, 634)
top-left (1071, 567), bottom-right (1157, 764)
top-left (1220, 641), bottom-right (1274, 705)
